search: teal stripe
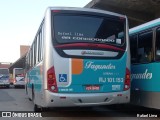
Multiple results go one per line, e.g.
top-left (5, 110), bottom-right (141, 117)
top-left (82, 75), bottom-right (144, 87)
top-left (129, 21), bottom-right (160, 35)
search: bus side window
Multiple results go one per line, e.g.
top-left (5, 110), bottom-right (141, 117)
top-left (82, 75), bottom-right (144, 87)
top-left (130, 35), bottom-right (138, 63)
top-left (156, 28), bottom-right (160, 61)
top-left (138, 31), bottom-right (153, 63)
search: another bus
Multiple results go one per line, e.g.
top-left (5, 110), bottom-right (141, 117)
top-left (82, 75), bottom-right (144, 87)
top-left (25, 7), bottom-right (131, 111)
top-left (130, 18), bottom-right (160, 109)
top-left (0, 68), bottom-right (10, 88)
top-left (13, 68), bottom-right (25, 88)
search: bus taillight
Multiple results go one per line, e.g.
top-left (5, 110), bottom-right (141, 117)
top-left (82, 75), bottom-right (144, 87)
top-left (13, 79), bottom-right (16, 84)
top-left (124, 68), bottom-right (130, 91)
top-left (47, 66), bottom-right (58, 93)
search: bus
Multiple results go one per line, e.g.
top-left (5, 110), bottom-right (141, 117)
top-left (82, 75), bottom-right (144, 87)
top-left (129, 18), bottom-right (160, 109)
top-left (0, 68), bottom-right (10, 88)
top-left (25, 7), bottom-right (131, 111)
top-left (13, 68), bottom-right (25, 88)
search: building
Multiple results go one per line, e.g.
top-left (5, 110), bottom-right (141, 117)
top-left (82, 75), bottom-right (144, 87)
top-left (85, 0), bottom-right (160, 28)
top-left (20, 45), bottom-right (30, 57)
top-left (0, 62), bottom-right (12, 68)
top-left (9, 45), bottom-right (30, 73)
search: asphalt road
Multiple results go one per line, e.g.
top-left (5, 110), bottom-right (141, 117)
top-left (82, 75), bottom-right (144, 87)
top-left (0, 86), bottom-right (159, 120)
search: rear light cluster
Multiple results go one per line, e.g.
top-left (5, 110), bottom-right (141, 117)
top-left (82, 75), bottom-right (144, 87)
top-left (47, 66), bottom-right (58, 93)
top-left (124, 68), bottom-right (131, 91)
top-left (14, 79), bottom-right (17, 84)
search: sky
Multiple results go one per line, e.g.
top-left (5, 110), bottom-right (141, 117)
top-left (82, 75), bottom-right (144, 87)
top-left (0, 0), bottom-right (91, 63)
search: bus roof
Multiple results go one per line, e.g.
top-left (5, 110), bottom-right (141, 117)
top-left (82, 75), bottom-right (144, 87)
top-left (13, 68), bottom-right (23, 69)
top-left (129, 18), bottom-right (160, 35)
top-left (47, 7), bottom-right (126, 18)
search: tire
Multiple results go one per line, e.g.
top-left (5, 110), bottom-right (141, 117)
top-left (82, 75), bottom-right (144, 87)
top-left (33, 95), bottom-right (44, 112)
top-left (32, 85), bottom-right (34, 101)
top-left (32, 85), bottom-right (48, 112)
top-left (34, 104), bottom-right (42, 112)
top-left (6, 85), bottom-right (10, 88)
top-left (32, 85), bottom-right (42, 112)
top-left (28, 98), bottom-right (32, 101)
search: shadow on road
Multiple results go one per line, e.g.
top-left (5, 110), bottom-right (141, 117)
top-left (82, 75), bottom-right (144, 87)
top-left (39, 105), bottom-right (160, 117)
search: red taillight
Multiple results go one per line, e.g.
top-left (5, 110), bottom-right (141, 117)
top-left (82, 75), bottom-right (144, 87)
top-left (14, 79), bottom-right (16, 84)
top-left (124, 68), bottom-right (130, 91)
top-left (47, 66), bottom-right (58, 93)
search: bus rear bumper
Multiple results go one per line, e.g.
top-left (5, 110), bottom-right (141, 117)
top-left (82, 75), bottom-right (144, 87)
top-left (0, 83), bottom-right (10, 87)
top-left (14, 82), bottom-right (25, 88)
top-left (43, 90), bottom-right (130, 107)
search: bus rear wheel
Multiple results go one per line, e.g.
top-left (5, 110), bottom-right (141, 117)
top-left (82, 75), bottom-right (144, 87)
top-left (32, 91), bottom-right (42, 112)
top-left (34, 104), bottom-right (49, 112)
top-left (32, 86), bottom-right (49, 112)
top-left (34, 104), bottom-right (42, 112)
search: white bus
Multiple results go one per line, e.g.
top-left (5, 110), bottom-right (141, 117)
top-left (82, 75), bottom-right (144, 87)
top-left (0, 68), bottom-right (10, 88)
top-left (13, 68), bottom-right (25, 88)
top-left (25, 7), bottom-right (131, 111)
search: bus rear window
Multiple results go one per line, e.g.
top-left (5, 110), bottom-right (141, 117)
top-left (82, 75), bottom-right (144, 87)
top-left (15, 69), bottom-right (24, 74)
top-left (53, 15), bottom-right (126, 47)
top-left (0, 69), bottom-right (9, 74)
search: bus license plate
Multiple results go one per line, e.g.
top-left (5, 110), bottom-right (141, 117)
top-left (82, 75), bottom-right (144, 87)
top-left (86, 85), bottom-right (100, 91)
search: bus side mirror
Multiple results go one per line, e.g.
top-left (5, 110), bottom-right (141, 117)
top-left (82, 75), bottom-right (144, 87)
top-left (156, 50), bottom-right (160, 56)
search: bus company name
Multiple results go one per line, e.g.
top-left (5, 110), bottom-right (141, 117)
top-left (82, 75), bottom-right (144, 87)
top-left (81, 51), bottom-right (104, 55)
top-left (85, 61), bottom-right (116, 71)
top-left (131, 69), bottom-right (152, 80)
